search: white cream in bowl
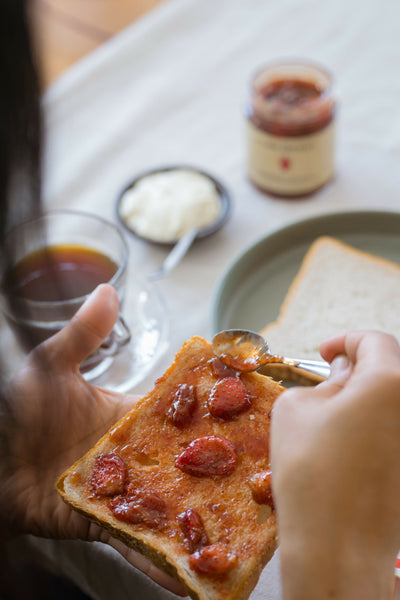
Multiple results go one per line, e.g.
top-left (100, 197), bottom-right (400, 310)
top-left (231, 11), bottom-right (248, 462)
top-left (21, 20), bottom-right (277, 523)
top-left (118, 169), bottom-right (221, 243)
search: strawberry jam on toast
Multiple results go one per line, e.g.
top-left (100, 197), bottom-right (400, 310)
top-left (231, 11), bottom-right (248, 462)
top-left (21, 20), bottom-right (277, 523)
top-left (56, 336), bottom-right (283, 600)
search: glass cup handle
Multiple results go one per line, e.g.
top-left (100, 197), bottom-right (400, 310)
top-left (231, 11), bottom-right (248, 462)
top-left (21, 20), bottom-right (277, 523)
top-left (83, 315), bottom-right (131, 367)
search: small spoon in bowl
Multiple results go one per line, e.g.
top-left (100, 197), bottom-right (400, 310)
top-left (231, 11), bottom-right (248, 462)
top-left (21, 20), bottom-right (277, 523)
top-left (147, 228), bottom-right (198, 281)
top-left (212, 329), bottom-right (331, 382)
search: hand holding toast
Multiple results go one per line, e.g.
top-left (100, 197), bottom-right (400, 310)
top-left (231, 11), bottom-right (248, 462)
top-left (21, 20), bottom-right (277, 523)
top-left (271, 330), bottom-right (400, 600)
top-left (0, 283), bottom-right (185, 595)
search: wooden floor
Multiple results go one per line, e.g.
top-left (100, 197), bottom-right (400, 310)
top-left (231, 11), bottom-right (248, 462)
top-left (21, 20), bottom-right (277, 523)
top-left (31, 0), bottom-right (165, 87)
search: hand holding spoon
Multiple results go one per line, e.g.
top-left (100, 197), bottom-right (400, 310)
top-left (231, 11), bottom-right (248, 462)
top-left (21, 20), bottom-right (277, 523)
top-left (212, 329), bottom-right (331, 382)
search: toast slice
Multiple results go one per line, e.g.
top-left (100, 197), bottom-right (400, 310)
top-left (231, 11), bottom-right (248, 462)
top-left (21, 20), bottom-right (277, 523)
top-left (259, 236), bottom-right (400, 383)
top-left (56, 336), bottom-right (283, 600)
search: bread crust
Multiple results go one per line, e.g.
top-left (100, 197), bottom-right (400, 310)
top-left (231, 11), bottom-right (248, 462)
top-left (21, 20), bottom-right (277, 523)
top-left (56, 336), bottom-right (283, 600)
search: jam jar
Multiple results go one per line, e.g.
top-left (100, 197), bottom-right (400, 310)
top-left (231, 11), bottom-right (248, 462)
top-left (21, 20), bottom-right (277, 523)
top-left (246, 61), bottom-right (336, 197)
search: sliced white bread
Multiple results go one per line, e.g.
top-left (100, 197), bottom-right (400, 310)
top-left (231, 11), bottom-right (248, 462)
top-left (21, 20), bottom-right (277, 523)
top-left (259, 236), bottom-right (400, 383)
top-left (57, 336), bottom-right (283, 600)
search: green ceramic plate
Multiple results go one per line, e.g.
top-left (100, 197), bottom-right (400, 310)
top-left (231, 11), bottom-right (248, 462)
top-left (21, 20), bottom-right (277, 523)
top-left (211, 210), bottom-right (400, 335)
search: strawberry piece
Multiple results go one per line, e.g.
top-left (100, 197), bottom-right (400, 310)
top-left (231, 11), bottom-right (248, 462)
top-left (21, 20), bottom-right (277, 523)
top-left (208, 357), bottom-right (238, 379)
top-left (177, 508), bottom-right (209, 553)
top-left (208, 377), bottom-right (251, 420)
top-left (189, 543), bottom-right (238, 578)
top-left (248, 469), bottom-right (274, 508)
top-left (167, 383), bottom-right (197, 428)
top-left (89, 452), bottom-right (127, 497)
top-left (109, 486), bottom-right (167, 529)
top-left (175, 435), bottom-right (237, 477)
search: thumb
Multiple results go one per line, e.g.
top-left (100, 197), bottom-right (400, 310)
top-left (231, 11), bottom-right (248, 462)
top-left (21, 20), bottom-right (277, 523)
top-left (43, 284), bottom-right (119, 369)
top-left (328, 354), bottom-right (353, 385)
top-left (313, 354), bottom-right (353, 399)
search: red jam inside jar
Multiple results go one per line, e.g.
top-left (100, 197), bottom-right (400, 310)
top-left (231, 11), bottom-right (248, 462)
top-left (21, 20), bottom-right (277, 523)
top-left (246, 61), bottom-right (336, 197)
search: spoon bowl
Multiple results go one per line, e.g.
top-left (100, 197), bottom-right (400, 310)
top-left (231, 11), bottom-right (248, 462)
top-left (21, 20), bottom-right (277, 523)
top-left (212, 329), bottom-right (331, 381)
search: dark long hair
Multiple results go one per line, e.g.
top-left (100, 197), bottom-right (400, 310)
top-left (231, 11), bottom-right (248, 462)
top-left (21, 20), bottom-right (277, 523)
top-left (0, 0), bottom-right (42, 261)
top-left (0, 6), bottom-right (92, 599)
top-left (0, 0), bottom-right (45, 362)
top-left (0, 2), bottom-right (48, 598)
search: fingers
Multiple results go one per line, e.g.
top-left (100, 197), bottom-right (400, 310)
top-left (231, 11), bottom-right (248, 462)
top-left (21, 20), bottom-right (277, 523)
top-left (319, 333), bottom-right (347, 363)
top-left (272, 352), bottom-right (353, 414)
top-left (274, 330), bottom-right (400, 412)
top-left (105, 536), bottom-right (187, 596)
top-left (91, 524), bottom-right (187, 596)
top-left (313, 353), bottom-right (353, 398)
top-left (320, 330), bottom-right (400, 373)
top-left (43, 284), bottom-right (119, 369)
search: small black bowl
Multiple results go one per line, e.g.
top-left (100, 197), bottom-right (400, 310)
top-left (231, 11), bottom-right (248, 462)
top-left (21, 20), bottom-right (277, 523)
top-left (116, 165), bottom-right (232, 245)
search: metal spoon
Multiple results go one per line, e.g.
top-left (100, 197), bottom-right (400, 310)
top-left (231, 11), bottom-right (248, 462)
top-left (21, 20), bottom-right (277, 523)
top-left (147, 228), bottom-right (198, 281)
top-left (212, 329), bottom-right (331, 381)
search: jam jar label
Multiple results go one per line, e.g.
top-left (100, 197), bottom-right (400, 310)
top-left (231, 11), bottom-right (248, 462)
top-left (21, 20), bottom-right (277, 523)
top-left (246, 120), bottom-right (335, 196)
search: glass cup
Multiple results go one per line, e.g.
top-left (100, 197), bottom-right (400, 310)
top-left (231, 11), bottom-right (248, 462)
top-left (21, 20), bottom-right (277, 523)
top-left (1, 210), bottom-right (131, 380)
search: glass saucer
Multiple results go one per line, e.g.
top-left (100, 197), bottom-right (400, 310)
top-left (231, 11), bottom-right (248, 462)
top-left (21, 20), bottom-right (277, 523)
top-left (84, 276), bottom-right (169, 393)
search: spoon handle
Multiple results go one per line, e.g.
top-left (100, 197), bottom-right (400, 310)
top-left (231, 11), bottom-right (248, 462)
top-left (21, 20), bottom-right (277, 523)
top-left (282, 357), bottom-right (331, 381)
top-left (148, 228), bottom-right (198, 281)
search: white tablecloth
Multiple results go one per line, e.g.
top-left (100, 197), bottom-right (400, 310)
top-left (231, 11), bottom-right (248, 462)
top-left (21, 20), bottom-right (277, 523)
top-left (16, 0), bottom-right (400, 597)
